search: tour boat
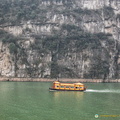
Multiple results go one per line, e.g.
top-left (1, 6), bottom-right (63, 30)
top-left (49, 81), bottom-right (87, 91)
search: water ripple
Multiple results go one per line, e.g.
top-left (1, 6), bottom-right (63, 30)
top-left (85, 89), bottom-right (120, 93)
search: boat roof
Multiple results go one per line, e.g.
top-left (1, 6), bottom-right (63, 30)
top-left (74, 83), bottom-right (84, 85)
top-left (54, 81), bottom-right (84, 85)
top-left (54, 81), bottom-right (60, 84)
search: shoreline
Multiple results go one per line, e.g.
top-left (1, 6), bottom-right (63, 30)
top-left (0, 77), bottom-right (120, 83)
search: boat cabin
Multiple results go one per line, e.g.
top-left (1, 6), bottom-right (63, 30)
top-left (49, 81), bottom-right (86, 91)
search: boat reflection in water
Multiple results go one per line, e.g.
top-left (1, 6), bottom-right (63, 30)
top-left (52, 90), bottom-right (84, 99)
top-left (52, 90), bottom-right (84, 107)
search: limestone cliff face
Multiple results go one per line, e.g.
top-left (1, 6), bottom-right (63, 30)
top-left (0, 41), bottom-right (15, 76)
top-left (0, 0), bottom-right (120, 79)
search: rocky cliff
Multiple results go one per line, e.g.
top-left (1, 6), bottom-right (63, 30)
top-left (0, 0), bottom-right (120, 79)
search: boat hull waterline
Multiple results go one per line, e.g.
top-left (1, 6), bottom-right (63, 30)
top-left (49, 88), bottom-right (86, 91)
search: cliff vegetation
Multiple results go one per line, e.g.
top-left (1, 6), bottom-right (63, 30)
top-left (0, 0), bottom-right (120, 80)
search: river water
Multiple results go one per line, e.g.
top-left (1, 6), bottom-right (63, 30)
top-left (0, 82), bottom-right (120, 120)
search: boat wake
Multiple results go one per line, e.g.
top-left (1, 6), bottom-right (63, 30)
top-left (85, 89), bottom-right (120, 93)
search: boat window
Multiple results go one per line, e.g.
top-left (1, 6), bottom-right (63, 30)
top-left (56, 86), bottom-right (59, 87)
top-left (66, 86), bottom-right (69, 88)
top-left (75, 87), bottom-right (79, 89)
top-left (71, 87), bottom-right (74, 88)
top-left (61, 86), bottom-right (64, 88)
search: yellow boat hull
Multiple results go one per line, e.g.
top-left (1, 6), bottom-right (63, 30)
top-left (49, 88), bottom-right (86, 91)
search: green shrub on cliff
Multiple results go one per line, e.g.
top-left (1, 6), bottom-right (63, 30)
top-left (0, 29), bottom-right (17, 43)
top-left (9, 43), bottom-right (17, 54)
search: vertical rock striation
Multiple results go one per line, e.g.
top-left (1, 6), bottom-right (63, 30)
top-left (0, 0), bottom-right (120, 79)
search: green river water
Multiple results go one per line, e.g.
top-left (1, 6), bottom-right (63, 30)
top-left (0, 82), bottom-right (120, 120)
